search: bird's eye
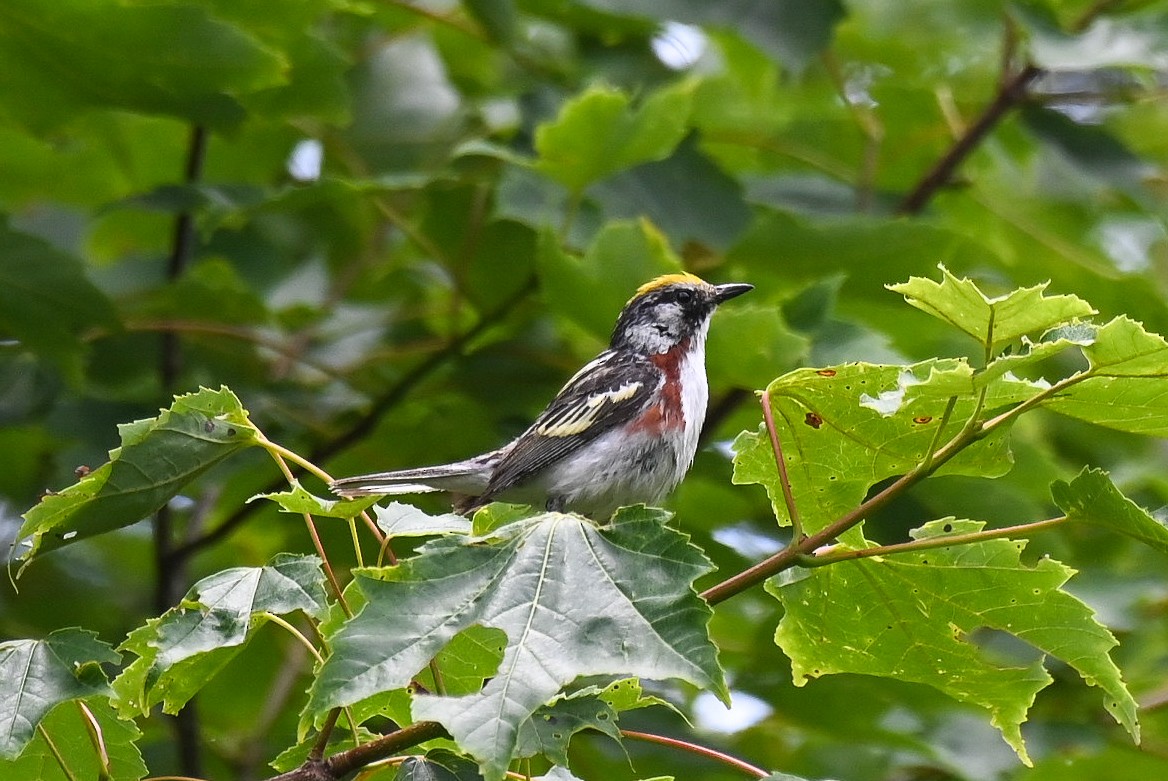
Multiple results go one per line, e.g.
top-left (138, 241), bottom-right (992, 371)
top-left (675, 289), bottom-right (693, 304)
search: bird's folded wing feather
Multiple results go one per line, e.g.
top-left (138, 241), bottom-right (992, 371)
top-left (481, 350), bottom-right (661, 495)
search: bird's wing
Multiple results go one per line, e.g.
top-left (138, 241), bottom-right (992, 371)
top-left (480, 350), bottom-right (661, 498)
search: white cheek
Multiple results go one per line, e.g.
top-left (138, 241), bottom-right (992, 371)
top-left (679, 320), bottom-right (710, 458)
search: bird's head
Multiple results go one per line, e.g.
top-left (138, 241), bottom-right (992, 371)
top-left (609, 273), bottom-right (753, 354)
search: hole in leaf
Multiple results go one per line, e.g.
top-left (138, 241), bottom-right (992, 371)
top-left (969, 627), bottom-right (1043, 667)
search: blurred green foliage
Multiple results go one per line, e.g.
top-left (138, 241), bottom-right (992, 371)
top-left (1, 0), bottom-right (1167, 779)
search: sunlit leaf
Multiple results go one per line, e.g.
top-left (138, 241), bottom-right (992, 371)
top-left (771, 519), bottom-right (1139, 762)
top-left (733, 361), bottom-right (1014, 538)
top-left (887, 266), bottom-right (1096, 355)
top-left (252, 481), bottom-right (380, 520)
top-left (375, 502), bottom-right (473, 537)
top-left (1052, 468), bottom-right (1168, 556)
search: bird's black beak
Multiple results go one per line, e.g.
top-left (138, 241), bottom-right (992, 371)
top-left (714, 282), bottom-right (753, 304)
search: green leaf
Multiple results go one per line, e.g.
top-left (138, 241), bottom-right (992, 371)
top-left (537, 220), bottom-right (683, 341)
top-left (112, 554), bottom-right (326, 717)
top-left (420, 626), bottom-right (507, 697)
top-left (0, 698), bottom-right (145, 781)
top-left (770, 519), bottom-right (1139, 762)
top-left (515, 692), bottom-right (621, 766)
top-left (0, 698), bottom-right (146, 781)
top-left (18, 387), bottom-right (258, 562)
top-left (1044, 317), bottom-right (1168, 435)
top-left (597, 678), bottom-right (673, 713)
top-left (1052, 468), bottom-right (1168, 556)
top-left (252, 481), bottom-right (380, 519)
top-left (589, 136), bottom-right (753, 251)
top-left (395, 749), bottom-right (485, 780)
top-left (887, 266), bottom-right (1096, 355)
top-left (0, 629), bottom-right (118, 760)
top-left (1073, 316), bottom-right (1168, 376)
top-left (705, 304), bottom-right (809, 390)
top-left (0, 0), bottom-right (285, 131)
top-left (375, 502), bottom-right (474, 537)
top-left (0, 218), bottom-right (117, 364)
top-left (732, 361), bottom-right (1014, 537)
top-left (535, 83), bottom-right (694, 193)
top-left (310, 507), bottom-right (724, 781)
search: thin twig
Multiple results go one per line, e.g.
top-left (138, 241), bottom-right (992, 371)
top-left (804, 515), bottom-right (1069, 566)
top-left (897, 63), bottom-right (1040, 215)
top-left (621, 730), bottom-right (769, 778)
top-left (760, 392), bottom-right (803, 540)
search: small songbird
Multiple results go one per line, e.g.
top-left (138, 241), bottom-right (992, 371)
top-left (331, 273), bottom-right (752, 518)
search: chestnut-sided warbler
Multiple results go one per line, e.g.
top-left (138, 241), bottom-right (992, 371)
top-left (331, 273), bottom-right (752, 518)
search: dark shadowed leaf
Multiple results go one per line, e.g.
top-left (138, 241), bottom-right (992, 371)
top-left (0, 219), bottom-right (117, 364)
top-left (0, 0), bottom-right (284, 130)
top-left (0, 629), bottom-right (118, 759)
top-left (112, 554), bottom-right (326, 717)
top-left (0, 698), bottom-right (146, 781)
top-left (18, 387), bottom-right (258, 562)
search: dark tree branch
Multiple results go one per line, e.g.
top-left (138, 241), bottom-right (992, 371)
top-left (897, 64), bottom-right (1041, 216)
top-left (154, 123), bottom-right (209, 779)
top-left (169, 277), bottom-right (538, 560)
top-left (267, 721), bottom-right (449, 781)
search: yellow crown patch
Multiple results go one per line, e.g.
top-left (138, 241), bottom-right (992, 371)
top-left (633, 272), bottom-right (707, 299)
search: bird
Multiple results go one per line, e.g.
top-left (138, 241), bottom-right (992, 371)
top-left (331, 273), bottom-right (753, 518)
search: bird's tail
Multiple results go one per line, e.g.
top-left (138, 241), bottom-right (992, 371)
top-left (329, 452), bottom-right (498, 499)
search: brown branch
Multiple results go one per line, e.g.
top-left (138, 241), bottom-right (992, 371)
top-left (897, 64), bottom-right (1041, 215)
top-left (622, 730), bottom-right (769, 778)
top-left (266, 721), bottom-right (449, 781)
